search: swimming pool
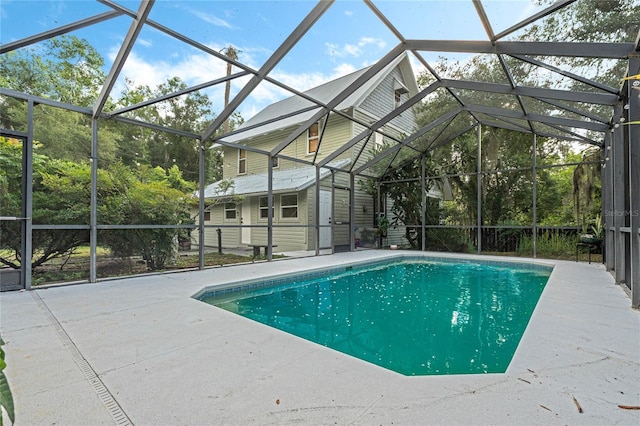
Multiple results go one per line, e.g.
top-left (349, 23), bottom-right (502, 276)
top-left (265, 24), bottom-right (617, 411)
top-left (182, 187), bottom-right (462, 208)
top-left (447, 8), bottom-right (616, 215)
top-left (196, 255), bottom-right (552, 376)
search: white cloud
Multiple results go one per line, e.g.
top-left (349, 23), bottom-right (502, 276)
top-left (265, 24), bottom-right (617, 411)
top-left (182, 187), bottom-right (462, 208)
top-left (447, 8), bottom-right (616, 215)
top-left (110, 45), bottom-right (365, 122)
top-left (180, 4), bottom-right (235, 29)
top-left (344, 10), bottom-right (354, 17)
top-left (137, 38), bottom-right (152, 48)
top-left (326, 37), bottom-right (387, 58)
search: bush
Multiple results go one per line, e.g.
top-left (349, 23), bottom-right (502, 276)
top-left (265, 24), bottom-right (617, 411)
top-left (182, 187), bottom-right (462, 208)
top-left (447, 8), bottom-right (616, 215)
top-left (518, 231), bottom-right (577, 258)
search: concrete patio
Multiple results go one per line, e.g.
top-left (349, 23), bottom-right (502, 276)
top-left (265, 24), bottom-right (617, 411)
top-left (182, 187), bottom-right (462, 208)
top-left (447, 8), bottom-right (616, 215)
top-left (1, 250), bottom-right (638, 425)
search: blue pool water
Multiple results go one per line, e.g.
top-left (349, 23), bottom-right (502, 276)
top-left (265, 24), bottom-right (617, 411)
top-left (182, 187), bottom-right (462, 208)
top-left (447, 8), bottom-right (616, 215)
top-left (198, 257), bottom-right (552, 376)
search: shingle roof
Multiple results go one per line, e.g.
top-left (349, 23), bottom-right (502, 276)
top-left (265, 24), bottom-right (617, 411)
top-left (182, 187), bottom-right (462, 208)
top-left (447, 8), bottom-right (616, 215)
top-left (201, 158), bottom-right (352, 199)
top-left (223, 52), bottom-right (417, 143)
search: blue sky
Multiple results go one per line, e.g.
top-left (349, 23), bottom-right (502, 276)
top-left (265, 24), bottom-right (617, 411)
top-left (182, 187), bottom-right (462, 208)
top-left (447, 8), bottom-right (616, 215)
top-left (1, 0), bottom-right (543, 119)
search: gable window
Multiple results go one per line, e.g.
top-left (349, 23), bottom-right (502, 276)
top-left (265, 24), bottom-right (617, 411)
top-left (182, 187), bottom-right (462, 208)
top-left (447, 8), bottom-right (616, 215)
top-left (393, 79), bottom-right (409, 109)
top-left (203, 211), bottom-right (211, 221)
top-left (259, 196), bottom-right (274, 219)
top-left (224, 203), bottom-right (237, 220)
top-left (238, 149), bottom-right (246, 174)
top-left (280, 194), bottom-right (298, 219)
top-left (307, 123), bottom-right (319, 154)
top-left (394, 90), bottom-right (402, 108)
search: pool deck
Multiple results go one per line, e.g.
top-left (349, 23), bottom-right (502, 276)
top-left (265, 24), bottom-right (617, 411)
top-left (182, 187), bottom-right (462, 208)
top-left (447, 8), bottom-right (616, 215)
top-left (1, 250), bottom-right (639, 425)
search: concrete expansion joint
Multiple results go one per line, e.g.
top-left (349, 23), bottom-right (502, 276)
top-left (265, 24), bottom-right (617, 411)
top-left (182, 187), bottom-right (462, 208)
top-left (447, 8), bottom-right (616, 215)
top-left (31, 291), bottom-right (133, 426)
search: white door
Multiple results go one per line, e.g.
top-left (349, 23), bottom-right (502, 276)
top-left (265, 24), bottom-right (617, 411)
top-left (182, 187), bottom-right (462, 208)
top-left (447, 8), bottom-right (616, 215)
top-left (241, 201), bottom-right (251, 244)
top-left (319, 190), bottom-right (332, 248)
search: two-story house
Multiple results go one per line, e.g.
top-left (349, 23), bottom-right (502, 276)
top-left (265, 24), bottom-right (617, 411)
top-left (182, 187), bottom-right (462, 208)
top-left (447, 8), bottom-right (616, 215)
top-left (194, 52), bottom-right (419, 253)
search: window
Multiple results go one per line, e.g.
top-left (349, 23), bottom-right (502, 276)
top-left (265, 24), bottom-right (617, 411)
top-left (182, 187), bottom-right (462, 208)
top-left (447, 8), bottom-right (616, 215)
top-left (394, 90), bottom-right (402, 108)
top-left (238, 149), bottom-right (246, 174)
top-left (224, 203), bottom-right (237, 220)
top-left (259, 196), bottom-right (274, 219)
top-left (280, 194), bottom-right (298, 218)
top-left (271, 156), bottom-right (279, 168)
top-left (393, 79), bottom-right (409, 109)
top-left (203, 211), bottom-right (211, 221)
top-left (307, 123), bottom-right (319, 154)
top-left (374, 132), bottom-right (384, 150)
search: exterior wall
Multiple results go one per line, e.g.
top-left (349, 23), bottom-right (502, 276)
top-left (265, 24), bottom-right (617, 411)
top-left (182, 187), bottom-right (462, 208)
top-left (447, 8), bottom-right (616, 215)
top-left (359, 68), bottom-right (416, 133)
top-left (250, 191), bottom-right (309, 252)
top-left (191, 203), bottom-right (240, 248)
top-left (222, 114), bottom-right (353, 179)
top-left (211, 63), bottom-right (415, 252)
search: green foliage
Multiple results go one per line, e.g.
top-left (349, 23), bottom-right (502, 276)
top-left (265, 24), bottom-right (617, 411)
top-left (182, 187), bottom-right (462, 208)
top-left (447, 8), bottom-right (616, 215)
top-left (98, 163), bottom-right (195, 270)
top-left (517, 231), bottom-right (578, 258)
top-left (0, 137), bottom-right (90, 269)
top-left (0, 137), bottom-right (195, 272)
top-left (0, 336), bottom-right (15, 425)
top-left (424, 228), bottom-right (474, 253)
top-left (114, 76), bottom-right (237, 184)
top-left (0, 35), bottom-right (105, 107)
top-left (0, 35), bottom-right (235, 182)
top-left (573, 148), bottom-right (602, 228)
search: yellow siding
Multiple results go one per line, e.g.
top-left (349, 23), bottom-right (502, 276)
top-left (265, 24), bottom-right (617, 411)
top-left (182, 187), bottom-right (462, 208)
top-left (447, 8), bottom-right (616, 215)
top-left (249, 192), bottom-right (309, 252)
top-left (191, 204), bottom-right (240, 248)
top-left (222, 114), bottom-right (354, 179)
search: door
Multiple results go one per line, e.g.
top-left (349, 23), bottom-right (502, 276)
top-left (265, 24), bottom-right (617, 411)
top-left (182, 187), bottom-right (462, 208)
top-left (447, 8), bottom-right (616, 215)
top-left (319, 190), bottom-right (332, 248)
top-left (241, 201), bottom-right (251, 244)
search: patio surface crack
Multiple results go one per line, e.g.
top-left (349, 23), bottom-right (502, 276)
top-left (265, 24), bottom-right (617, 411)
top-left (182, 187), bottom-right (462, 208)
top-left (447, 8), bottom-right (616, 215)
top-left (31, 291), bottom-right (133, 426)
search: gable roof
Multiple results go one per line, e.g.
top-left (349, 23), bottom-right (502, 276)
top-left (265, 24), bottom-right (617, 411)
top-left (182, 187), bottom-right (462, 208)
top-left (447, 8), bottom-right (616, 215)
top-left (224, 52), bottom-right (418, 143)
top-left (201, 158), bottom-right (352, 199)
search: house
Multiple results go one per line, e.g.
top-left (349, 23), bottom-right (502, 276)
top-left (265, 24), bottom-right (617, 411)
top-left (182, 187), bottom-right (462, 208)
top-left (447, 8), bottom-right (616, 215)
top-left (193, 52), bottom-right (420, 252)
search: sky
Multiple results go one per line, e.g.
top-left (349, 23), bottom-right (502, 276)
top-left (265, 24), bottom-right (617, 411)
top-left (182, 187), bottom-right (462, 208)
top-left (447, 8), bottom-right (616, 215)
top-left (1, 0), bottom-right (546, 120)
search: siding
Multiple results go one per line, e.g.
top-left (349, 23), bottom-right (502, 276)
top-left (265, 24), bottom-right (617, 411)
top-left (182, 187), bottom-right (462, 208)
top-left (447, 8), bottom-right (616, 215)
top-left (222, 115), bottom-right (353, 179)
top-left (250, 191), bottom-right (309, 252)
top-left (359, 68), bottom-right (416, 132)
top-left (191, 203), bottom-right (240, 248)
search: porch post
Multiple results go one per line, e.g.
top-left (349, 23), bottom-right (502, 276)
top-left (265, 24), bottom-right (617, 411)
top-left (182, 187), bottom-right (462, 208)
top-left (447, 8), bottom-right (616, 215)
top-left (421, 154), bottom-right (426, 251)
top-left (612, 103), bottom-right (626, 285)
top-left (267, 154), bottom-right (274, 261)
top-left (331, 171), bottom-right (336, 253)
top-left (315, 165), bottom-right (321, 256)
top-left (477, 124), bottom-right (482, 254)
top-left (198, 140), bottom-right (205, 269)
top-left (626, 58), bottom-right (640, 308)
top-left (21, 100), bottom-right (34, 290)
top-left (349, 172), bottom-right (355, 251)
top-left (90, 118), bottom-right (98, 282)
top-left (603, 130), bottom-right (614, 271)
top-left (532, 134), bottom-right (537, 258)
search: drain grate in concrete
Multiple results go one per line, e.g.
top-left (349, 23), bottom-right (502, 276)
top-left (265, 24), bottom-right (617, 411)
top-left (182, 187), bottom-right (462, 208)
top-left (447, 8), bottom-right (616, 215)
top-left (32, 291), bottom-right (132, 426)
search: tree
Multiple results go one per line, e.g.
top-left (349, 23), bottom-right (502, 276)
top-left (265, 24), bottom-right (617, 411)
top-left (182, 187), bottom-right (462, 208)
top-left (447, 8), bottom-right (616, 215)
top-left (114, 76), bottom-right (241, 184)
top-left (404, 1), bottom-right (637, 233)
top-left (0, 137), bottom-right (90, 269)
top-left (0, 137), bottom-right (195, 271)
top-left (0, 35), bottom-right (120, 162)
top-left (98, 163), bottom-right (195, 270)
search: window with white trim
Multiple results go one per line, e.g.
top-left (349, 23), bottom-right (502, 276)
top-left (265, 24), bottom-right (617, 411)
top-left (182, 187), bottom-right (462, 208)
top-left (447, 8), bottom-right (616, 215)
top-left (393, 78), bottom-right (409, 109)
top-left (238, 149), bottom-right (246, 174)
top-left (280, 194), bottom-right (298, 218)
top-left (374, 132), bottom-right (384, 150)
top-left (307, 123), bottom-right (319, 154)
top-left (394, 90), bottom-right (403, 108)
top-left (259, 196), bottom-right (274, 219)
top-left (224, 203), bottom-right (237, 220)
